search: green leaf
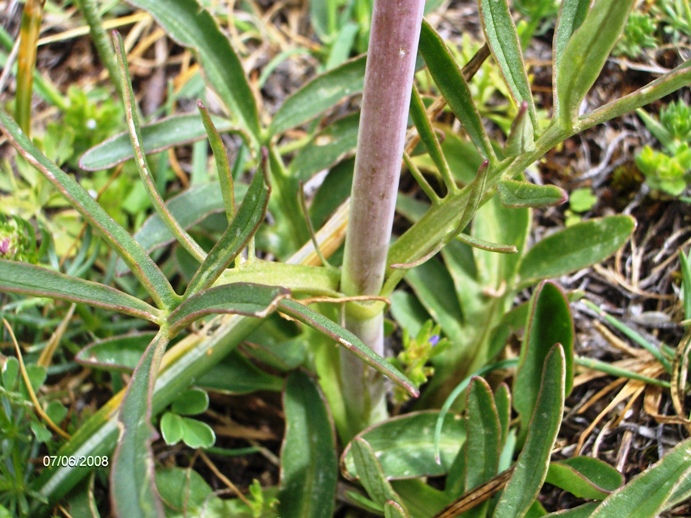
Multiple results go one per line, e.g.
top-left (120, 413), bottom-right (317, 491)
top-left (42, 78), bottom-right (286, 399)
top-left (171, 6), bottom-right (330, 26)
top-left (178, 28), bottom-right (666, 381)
top-left (196, 350), bottom-right (284, 394)
top-left (180, 417), bottom-right (215, 449)
top-left (171, 387), bottom-right (208, 416)
top-left (155, 467), bottom-right (214, 510)
top-left (2, 356), bottom-right (19, 390)
top-left (278, 299), bottom-right (418, 397)
top-left (0, 259), bottom-right (160, 322)
top-left (419, 21), bottom-right (495, 161)
top-left (679, 249), bottom-right (691, 321)
top-left (497, 179), bottom-right (567, 209)
top-left (78, 113), bottom-right (239, 171)
top-left (546, 502), bottom-right (600, 517)
top-left (464, 378), bottom-right (500, 492)
top-left (514, 282), bottom-right (573, 435)
top-left (350, 438), bottom-right (408, 511)
top-left (479, 0), bottom-right (537, 128)
top-left (391, 479), bottom-right (448, 518)
top-left (552, 0), bottom-right (590, 82)
top-left (289, 112), bottom-right (359, 181)
top-left (590, 437), bottom-right (691, 518)
top-left (385, 500), bottom-right (409, 518)
top-left (518, 216), bottom-right (635, 288)
top-left (76, 332), bottom-right (156, 372)
top-left (160, 412), bottom-right (184, 445)
top-left (169, 283), bottom-right (288, 335)
top-left (494, 345), bottom-right (566, 518)
top-left (127, 0), bottom-right (260, 140)
top-left (504, 102), bottom-right (536, 157)
top-left (546, 457), bottom-right (623, 500)
top-left (278, 371), bottom-right (338, 518)
top-left (556, 0), bottom-right (635, 122)
top-left (111, 331), bottom-right (170, 518)
top-left (116, 182), bottom-right (248, 276)
top-left (341, 411), bottom-right (465, 480)
top-left (184, 163), bottom-right (270, 296)
top-left (269, 56), bottom-right (366, 136)
top-left (0, 107), bottom-right (179, 310)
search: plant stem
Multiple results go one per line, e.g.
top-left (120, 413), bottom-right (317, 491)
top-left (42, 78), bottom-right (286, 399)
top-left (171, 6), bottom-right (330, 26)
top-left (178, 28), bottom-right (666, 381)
top-left (339, 0), bottom-right (425, 439)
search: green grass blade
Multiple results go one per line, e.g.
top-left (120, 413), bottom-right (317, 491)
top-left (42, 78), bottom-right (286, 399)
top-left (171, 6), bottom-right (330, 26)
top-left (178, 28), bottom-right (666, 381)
top-left (278, 299), bottom-right (418, 397)
top-left (0, 107), bottom-right (179, 310)
top-left (0, 259), bottom-right (160, 323)
top-left (590, 438), bottom-right (691, 518)
top-left (679, 249), bottom-right (691, 321)
top-left (494, 345), bottom-right (566, 518)
top-left (556, 0), bottom-right (635, 124)
top-left (184, 159), bottom-right (270, 296)
top-left (168, 283), bottom-right (288, 335)
top-left (127, 0), bottom-right (260, 141)
top-left (479, 0), bottom-right (537, 129)
top-left (79, 113), bottom-right (241, 171)
top-left (419, 20), bottom-right (495, 162)
top-left (111, 331), bottom-right (170, 518)
top-left (269, 56), bottom-right (366, 137)
top-left (278, 371), bottom-right (338, 518)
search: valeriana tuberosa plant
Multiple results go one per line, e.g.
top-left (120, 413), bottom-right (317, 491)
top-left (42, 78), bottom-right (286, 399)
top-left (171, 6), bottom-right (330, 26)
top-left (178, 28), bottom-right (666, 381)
top-left (340, 0), bottom-right (426, 437)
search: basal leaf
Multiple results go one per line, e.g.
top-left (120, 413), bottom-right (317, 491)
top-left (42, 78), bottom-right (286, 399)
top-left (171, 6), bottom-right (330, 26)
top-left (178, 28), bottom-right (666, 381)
top-left (0, 259), bottom-right (160, 322)
top-left (350, 438), bottom-right (407, 511)
top-left (479, 0), bottom-right (537, 129)
top-left (184, 163), bottom-right (270, 296)
top-left (546, 502), bottom-right (600, 517)
top-left (79, 113), bottom-right (238, 171)
top-left (168, 283), bottom-right (288, 334)
top-left (278, 371), bottom-right (338, 518)
top-left (76, 332), bottom-right (157, 372)
top-left (341, 411), bottom-right (465, 480)
top-left (419, 21), bottom-right (495, 161)
top-left (288, 112), bottom-right (359, 181)
top-left (127, 0), bottom-right (261, 140)
top-left (552, 0), bottom-right (590, 84)
top-left (518, 216), bottom-right (635, 288)
top-left (590, 437), bottom-right (691, 518)
top-left (464, 378), bottom-right (500, 492)
top-left (196, 349), bottom-right (284, 394)
top-left (278, 299), bottom-right (418, 397)
top-left (0, 108), bottom-right (179, 310)
top-left (111, 331), bottom-right (170, 518)
top-left (497, 179), bottom-right (567, 209)
top-left (384, 500), bottom-right (409, 518)
top-left (546, 457), bottom-right (623, 500)
top-left (556, 0), bottom-right (635, 123)
top-left (514, 282), bottom-right (573, 432)
top-left (269, 56), bottom-right (366, 136)
top-left (494, 345), bottom-right (566, 518)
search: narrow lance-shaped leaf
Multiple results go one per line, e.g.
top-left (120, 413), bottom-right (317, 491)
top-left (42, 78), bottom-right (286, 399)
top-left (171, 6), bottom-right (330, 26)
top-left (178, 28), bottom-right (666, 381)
top-left (269, 56), bottom-right (366, 136)
top-left (0, 108), bottom-right (179, 310)
top-left (184, 155), bottom-right (270, 296)
top-left (590, 437), bottom-right (691, 518)
top-left (546, 457), bottom-right (623, 500)
top-left (552, 0), bottom-right (590, 90)
top-left (113, 31), bottom-right (206, 263)
top-left (518, 216), bottom-right (636, 288)
top-left (419, 20), bottom-right (495, 161)
top-left (494, 345), bottom-right (566, 518)
top-left (79, 113), bottom-right (242, 171)
top-left (556, 0), bottom-right (635, 123)
top-left (168, 283), bottom-right (288, 335)
top-left (198, 100), bottom-right (235, 221)
top-left (126, 0), bottom-right (261, 141)
top-left (278, 299), bottom-right (418, 397)
top-left (514, 281), bottom-right (573, 435)
top-left (111, 330), bottom-right (170, 518)
top-left (479, 0), bottom-right (537, 129)
top-left (504, 102), bottom-right (536, 157)
top-left (409, 85), bottom-right (456, 192)
top-left (464, 377), bottom-right (501, 492)
top-left (278, 371), bottom-right (338, 518)
top-left (350, 438), bottom-right (408, 512)
top-left (0, 259), bottom-right (160, 323)
top-left (498, 179), bottom-right (567, 209)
